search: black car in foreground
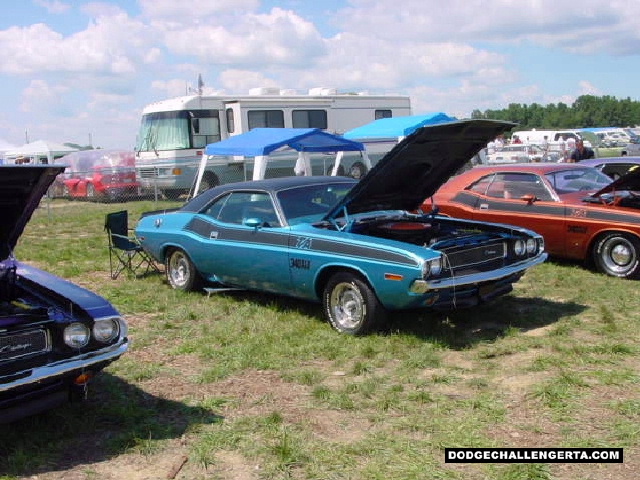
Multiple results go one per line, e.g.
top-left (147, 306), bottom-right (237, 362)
top-left (0, 166), bottom-right (128, 423)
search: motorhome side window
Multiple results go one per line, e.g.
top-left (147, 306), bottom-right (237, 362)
top-left (248, 110), bottom-right (285, 129)
top-left (375, 110), bottom-right (392, 119)
top-left (190, 110), bottom-right (221, 148)
top-left (292, 110), bottom-right (328, 129)
top-left (226, 108), bottom-right (235, 134)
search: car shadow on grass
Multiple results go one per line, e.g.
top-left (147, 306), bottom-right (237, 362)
top-left (385, 295), bottom-right (587, 349)
top-left (0, 373), bottom-right (222, 477)
top-left (199, 288), bottom-right (586, 350)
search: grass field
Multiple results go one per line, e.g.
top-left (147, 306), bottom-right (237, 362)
top-left (1, 199), bottom-right (638, 480)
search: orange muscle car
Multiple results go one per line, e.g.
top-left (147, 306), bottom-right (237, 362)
top-left (428, 163), bottom-right (640, 278)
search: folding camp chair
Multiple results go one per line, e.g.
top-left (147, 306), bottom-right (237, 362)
top-left (104, 210), bottom-right (160, 279)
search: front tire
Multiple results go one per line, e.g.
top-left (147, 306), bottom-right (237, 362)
top-left (593, 232), bottom-right (640, 278)
top-left (166, 248), bottom-right (203, 291)
top-left (322, 272), bottom-right (386, 335)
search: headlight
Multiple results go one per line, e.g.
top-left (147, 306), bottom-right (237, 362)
top-left (93, 318), bottom-right (120, 343)
top-left (64, 323), bottom-right (90, 348)
top-left (514, 239), bottom-right (526, 256)
top-left (429, 256), bottom-right (443, 276)
top-left (537, 237), bottom-right (545, 253)
top-left (423, 256), bottom-right (443, 277)
top-left (526, 238), bottom-right (536, 254)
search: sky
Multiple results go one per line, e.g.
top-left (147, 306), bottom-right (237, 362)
top-left (1, 0), bottom-right (639, 150)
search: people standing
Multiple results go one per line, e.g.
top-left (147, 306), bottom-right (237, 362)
top-left (541, 135), bottom-right (549, 161)
top-left (568, 139), bottom-right (595, 162)
top-left (558, 135), bottom-right (567, 162)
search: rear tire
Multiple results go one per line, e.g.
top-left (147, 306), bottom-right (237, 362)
top-left (166, 248), bottom-right (203, 291)
top-left (592, 232), bottom-right (640, 278)
top-left (322, 272), bottom-right (386, 335)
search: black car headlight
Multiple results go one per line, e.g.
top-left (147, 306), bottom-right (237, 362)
top-left (514, 239), bottom-right (526, 256)
top-left (64, 323), bottom-right (90, 348)
top-left (93, 317), bottom-right (121, 343)
top-left (526, 238), bottom-right (537, 255)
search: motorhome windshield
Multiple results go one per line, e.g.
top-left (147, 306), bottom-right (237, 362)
top-left (135, 110), bottom-right (221, 152)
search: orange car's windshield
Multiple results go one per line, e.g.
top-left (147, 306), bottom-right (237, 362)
top-left (545, 168), bottom-right (611, 194)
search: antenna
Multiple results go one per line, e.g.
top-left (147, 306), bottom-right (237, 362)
top-left (197, 74), bottom-right (204, 95)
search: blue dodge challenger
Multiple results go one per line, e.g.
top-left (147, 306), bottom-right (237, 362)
top-left (136, 119), bottom-right (547, 334)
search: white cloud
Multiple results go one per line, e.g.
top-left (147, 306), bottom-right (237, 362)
top-left (578, 80), bottom-right (601, 95)
top-left (34, 0), bottom-right (70, 14)
top-left (218, 70), bottom-right (280, 93)
top-left (139, 0), bottom-right (260, 21)
top-left (0, 13), bottom-right (157, 76)
top-left (333, 0), bottom-right (640, 55)
top-left (161, 8), bottom-right (325, 66)
top-left (20, 79), bottom-right (69, 113)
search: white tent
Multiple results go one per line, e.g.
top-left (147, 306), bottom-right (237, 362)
top-left (0, 139), bottom-right (17, 164)
top-left (5, 140), bottom-right (77, 164)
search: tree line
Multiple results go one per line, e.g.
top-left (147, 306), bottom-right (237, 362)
top-left (470, 95), bottom-right (640, 130)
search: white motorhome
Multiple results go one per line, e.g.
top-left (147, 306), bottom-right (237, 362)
top-left (134, 88), bottom-right (411, 198)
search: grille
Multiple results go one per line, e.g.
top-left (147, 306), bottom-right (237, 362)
top-left (442, 240), bottom-right (506, 273)
top-left (138, 168), bottom-right (157, 179)
top-left (0, 329), bottom-right (50, 362)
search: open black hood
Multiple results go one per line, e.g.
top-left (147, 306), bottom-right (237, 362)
top-left (591, 168), bottom-right (640, 197)
top-left (0, 166), bottom-right (65, 259)
top-left (324, 119), bottom-right (515, 219)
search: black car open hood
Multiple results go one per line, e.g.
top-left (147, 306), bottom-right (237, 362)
top-left (324, 119), bottom-right (515, 219)
top-left (591, 168), bottom-right (640, 197)
top-left (0, 166), bottom-right (65, 259)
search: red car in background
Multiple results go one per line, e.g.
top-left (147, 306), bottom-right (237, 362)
top-left (428, 163), bottom-right (640, 278)
top-left (58, 150), bottom-right (140, 202)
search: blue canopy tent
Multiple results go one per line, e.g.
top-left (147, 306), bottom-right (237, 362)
top-left (343, 112), bottom-right (456, 140)
top-left (194, 128), bottom-right (366, 196)
top-left (340, 113), bottom-right (457, 170)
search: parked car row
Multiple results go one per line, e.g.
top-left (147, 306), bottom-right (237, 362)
top-left (5, 120), bottom-right (640, 423)
top-left (486, 144), bottom-right (561, 164)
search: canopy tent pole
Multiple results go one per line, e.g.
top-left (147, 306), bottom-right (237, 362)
top-left (253, 155), bottom-right (268, 180)
top-left (362, 150), bottom-right (372, 169)
top-left (193, 153), bottom-right (208, 195)
top-left (331, 151), bottom-right (344, 176)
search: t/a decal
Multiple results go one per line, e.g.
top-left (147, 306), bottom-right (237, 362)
top-left (290, 258), bottom-right (311, 270)
top-left (295, 236), bottom-right (313, 250)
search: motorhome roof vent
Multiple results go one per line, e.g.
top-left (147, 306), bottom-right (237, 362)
top-left (308, 87), bottom-right (338, 96)
top-left (249, 87), bottom-right (281, 96)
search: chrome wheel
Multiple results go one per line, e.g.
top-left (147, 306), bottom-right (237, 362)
top-left (322, 272), bottom-right (386, 335)
top-left (594, 233), bottom-right (640, 278)
top-left (166, 249), bottom-right (202, 290)
top-left (329, 282), bottom-right (366, 331)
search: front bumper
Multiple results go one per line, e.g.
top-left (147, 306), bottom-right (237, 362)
top-left (411, 253), bottom-right (547, 293)
top-left (0, 340), bottom-right (128, 422)
top-left (408, 253), bottom-right (547, 309)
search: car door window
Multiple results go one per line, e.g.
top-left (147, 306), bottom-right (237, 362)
top-left (467, 174), bottom-right (495, 195)
top-left (208, 192), bottom-right (280, 227)
top-left (498, 173), bottom-right (554, 201)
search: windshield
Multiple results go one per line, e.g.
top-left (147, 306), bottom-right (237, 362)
top-left (135, 110), bottom-right (222, 152)
top-left (545, 168), bottom-right (612, 194)
top-left (277, 183), bottom-right (353, 225)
